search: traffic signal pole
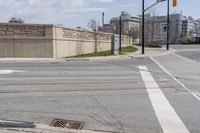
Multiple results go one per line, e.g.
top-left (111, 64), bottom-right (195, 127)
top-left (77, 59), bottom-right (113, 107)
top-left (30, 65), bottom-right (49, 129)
top-left (142, 0), bottom-right (166, 54)
top-left (119, 16), bottom-right (122, 51)
top-left (167, 0), bottom-right (170, 50)
top-left (142, 0), bottom-right (145, 54)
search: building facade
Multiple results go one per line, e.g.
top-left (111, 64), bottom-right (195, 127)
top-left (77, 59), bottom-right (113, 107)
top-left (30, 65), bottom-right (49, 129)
top-left (144, 13), bottom-right (200, 43)
top-left (195, 19), bottom-right (200, 37)
top-left (182, 16), bottom-right (196, 37)
top-left (102, 12), bottom-right (200, 44)
top-left (144, 14), bottom-right (183, 43)
top-left (103, 11), bottom-right (140, 35)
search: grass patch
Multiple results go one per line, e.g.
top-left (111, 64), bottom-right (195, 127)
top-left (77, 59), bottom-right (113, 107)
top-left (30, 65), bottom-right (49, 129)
top-left (69, 50), bottom-right (113, 58)
top-left (119, 46), bottom-right (138, 55)
top-left (67, 46), bottom-right (138, 58)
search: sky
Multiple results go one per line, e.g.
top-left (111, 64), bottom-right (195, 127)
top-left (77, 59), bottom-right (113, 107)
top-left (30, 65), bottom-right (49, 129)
top-left (0, 0), bottom-right (199, 28)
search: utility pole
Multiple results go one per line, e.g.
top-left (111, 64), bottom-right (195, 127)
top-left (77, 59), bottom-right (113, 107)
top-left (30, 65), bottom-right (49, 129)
top-left (142, 0), bottom-right (145, 54)
top-left (167, 0), bottom-right (170, 50)
top-left (119, 16), bottom-right (122, 51)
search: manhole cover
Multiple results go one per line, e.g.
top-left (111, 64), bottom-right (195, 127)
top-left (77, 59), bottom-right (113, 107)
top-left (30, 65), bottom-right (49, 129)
top-left (50, 119), bottom-right (84, 130)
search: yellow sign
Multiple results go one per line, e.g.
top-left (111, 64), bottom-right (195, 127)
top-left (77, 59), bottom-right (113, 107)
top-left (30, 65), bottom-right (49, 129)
top-left (173, 0), bottom-right (177, 7)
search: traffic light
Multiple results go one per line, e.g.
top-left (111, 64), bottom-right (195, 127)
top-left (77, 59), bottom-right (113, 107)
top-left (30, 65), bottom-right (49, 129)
top-left (173, 0), bottom-right (177, 7)
top-left (164, 26), bottom-right (167, 32)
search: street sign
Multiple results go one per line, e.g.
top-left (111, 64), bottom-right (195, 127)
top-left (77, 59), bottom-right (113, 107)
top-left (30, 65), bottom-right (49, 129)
top-left (173, 0), bottom-right (177, 7)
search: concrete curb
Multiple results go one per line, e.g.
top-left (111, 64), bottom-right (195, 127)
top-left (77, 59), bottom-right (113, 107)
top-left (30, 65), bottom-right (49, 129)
top-left (0, 128), bottom-right (109, 133)
top-left (0, 58), bottom-right (66, 63)
top-left (0, 56), bottom-right (128, 62)
top-left (0, 120), bottom-right (111, 133)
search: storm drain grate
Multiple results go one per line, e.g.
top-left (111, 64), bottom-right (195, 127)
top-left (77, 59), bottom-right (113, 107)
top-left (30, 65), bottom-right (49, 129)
top-left (50, 119), bottom-right (84, 130)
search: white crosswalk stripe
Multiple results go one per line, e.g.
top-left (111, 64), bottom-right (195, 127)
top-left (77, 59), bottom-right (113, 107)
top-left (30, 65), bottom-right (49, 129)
top-left (139, 66), bottom-right (190, 133)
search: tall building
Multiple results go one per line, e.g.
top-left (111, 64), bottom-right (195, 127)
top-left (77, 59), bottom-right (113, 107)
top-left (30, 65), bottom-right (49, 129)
top-left (195, 19), bottom-right (200, 37)
top-left (102, 12), bottom-right (199, 44)
top-left (103, 11), bottom-right (140, 35)
top-left (144, 13), bottom-right (183, 43)
top-left (182, 16), bottom-right (196, 37)
top-left (144, 13), bottom-right (200, 43)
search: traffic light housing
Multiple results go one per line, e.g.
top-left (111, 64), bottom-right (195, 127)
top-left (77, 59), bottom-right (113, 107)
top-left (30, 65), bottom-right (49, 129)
top-left (173, 0), bottom-right (177, 7)
top-left (164, 26), bottom-right (167, 32)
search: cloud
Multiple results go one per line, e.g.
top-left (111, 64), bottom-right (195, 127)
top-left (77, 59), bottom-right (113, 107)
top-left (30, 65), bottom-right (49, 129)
top-left (0, 0), bottom-right (110, 24)
top-left (94, 0), bottom-right (114, 3)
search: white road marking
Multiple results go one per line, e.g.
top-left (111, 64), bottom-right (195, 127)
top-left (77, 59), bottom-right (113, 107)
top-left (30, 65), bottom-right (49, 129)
top-left (0, 77), bottom-right (140, 80)
top-left (0, 70), bottom-right (26, 75)
top-left (0, 70), bottom-right (14, 74)
top-left (150, 56), bottom-right (200, 101)
top-left (195, 92), bottom-right (200, 97)
top-left (139, 66), bottom-right (190, 133)
top-left (173, 53), bottom-right (200, 64)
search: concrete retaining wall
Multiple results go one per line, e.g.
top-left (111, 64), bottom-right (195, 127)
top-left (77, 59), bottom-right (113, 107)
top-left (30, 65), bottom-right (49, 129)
top-left (0, 23), bottom-right (54, 58)
top-left (0, 23), bottom-right (130, 58)
top-left (53, 25), bottom-right (130, 58)
top-left (54, 26), bottom-right (109, 58)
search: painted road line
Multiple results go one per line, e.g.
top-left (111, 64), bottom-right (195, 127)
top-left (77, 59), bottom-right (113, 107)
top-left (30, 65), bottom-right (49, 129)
top-left (195, 92), bottom-right (200, 97)
top-left (0, 77), bottom-right (140, 80)
top-left (0, 70), bottom-right (26, 75)
top-left (150, 56), bottom-right (200, 101)
top-left (139, 66), bottom-right (189, 133)
top-left (173, 53), bottom-right (200, 64)
top-left (0, 70), bottom-right (15, 75)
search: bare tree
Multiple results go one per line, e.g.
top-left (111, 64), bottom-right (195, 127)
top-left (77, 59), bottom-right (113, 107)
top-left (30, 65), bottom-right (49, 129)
top-left (9, 17), bottom-right (25, 23)
top-left (150, 9), bottom-right (156, 43)
top-left (145, 9), bottom-right (158, 44)
top-left (144, 14), bottom-right (151, 43)
top-left (88, 18), bottom-right (99, 53)
top-left (128, 27), bottom-right (139, 44)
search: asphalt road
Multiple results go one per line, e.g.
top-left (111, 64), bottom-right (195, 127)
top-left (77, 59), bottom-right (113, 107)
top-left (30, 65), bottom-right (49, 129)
top-left (0, 44), bottom-right (200, 133)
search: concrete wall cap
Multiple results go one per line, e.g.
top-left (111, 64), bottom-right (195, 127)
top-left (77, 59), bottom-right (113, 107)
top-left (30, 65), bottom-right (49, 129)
top-left (0, 22), bottom-right (53, 27)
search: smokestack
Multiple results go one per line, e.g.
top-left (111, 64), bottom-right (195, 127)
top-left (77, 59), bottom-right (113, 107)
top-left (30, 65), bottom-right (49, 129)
top-left (102, 12), bottom-right (104, 26)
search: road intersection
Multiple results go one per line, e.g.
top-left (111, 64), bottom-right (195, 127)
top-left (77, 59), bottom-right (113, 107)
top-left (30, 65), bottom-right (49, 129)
top-left (0, 45), bottom-right (200, 133)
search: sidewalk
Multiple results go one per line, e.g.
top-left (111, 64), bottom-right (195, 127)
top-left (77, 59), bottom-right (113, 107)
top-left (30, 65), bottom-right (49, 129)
top-left (0, 46), bottom-right (176, 63)
top-left (65, 46), bottom-right (176, 61)
top-left (126, 46), bottom-right (176, 59)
